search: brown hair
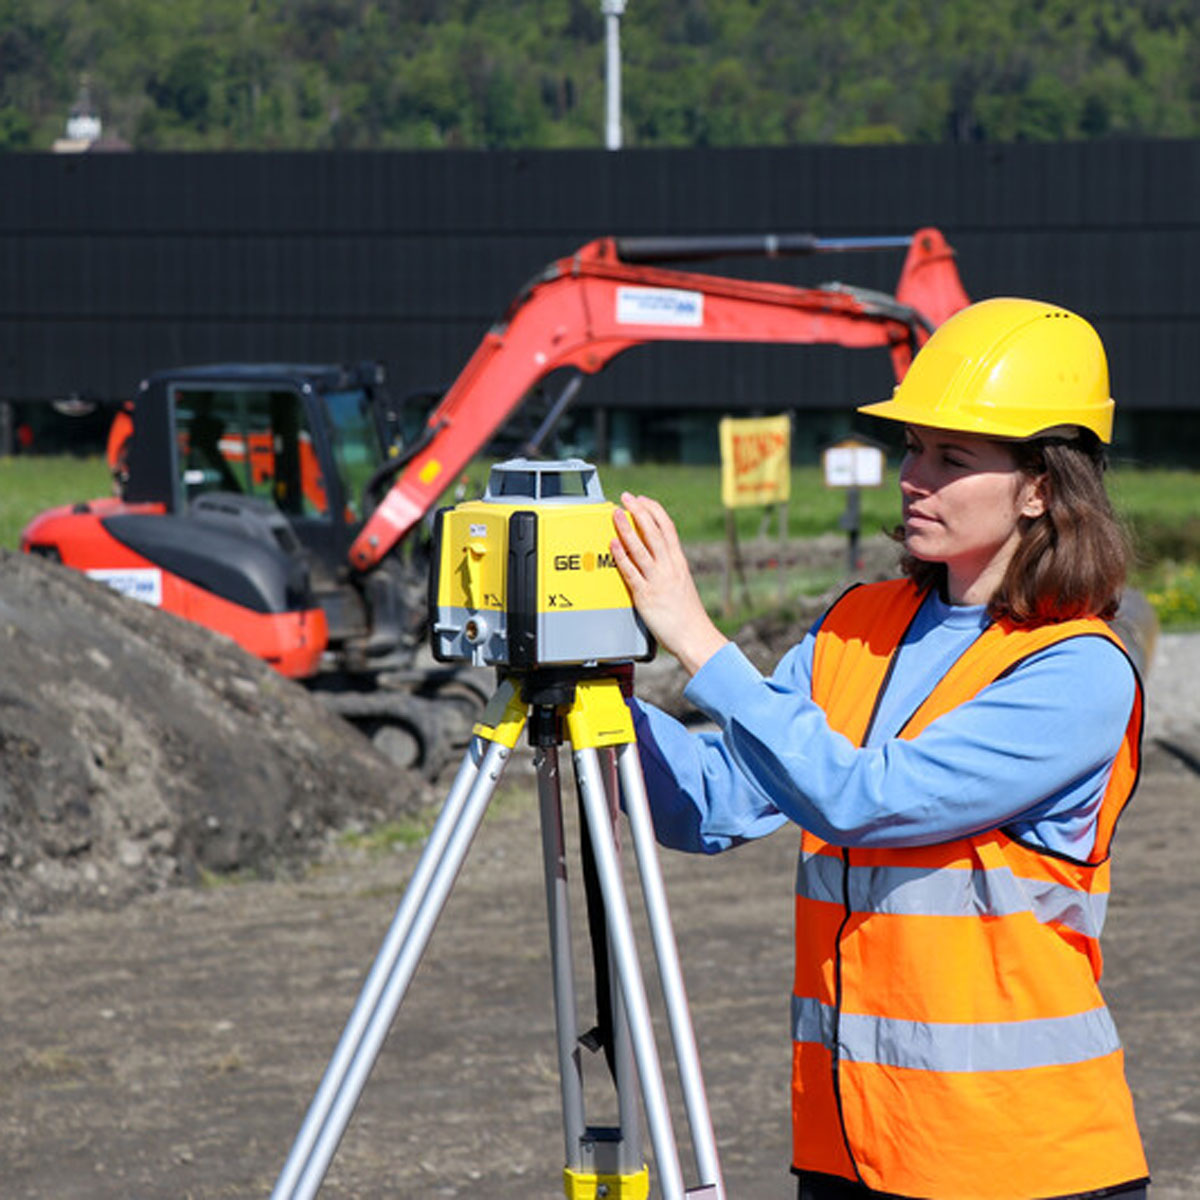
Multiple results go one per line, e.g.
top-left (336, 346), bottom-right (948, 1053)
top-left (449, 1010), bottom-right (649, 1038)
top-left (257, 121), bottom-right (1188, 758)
top-left (894, 431), bottom-right (1129, 623)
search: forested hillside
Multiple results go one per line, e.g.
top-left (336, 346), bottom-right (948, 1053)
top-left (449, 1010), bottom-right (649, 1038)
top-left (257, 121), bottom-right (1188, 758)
top-left (3, 0), bottom-right (1200, 151)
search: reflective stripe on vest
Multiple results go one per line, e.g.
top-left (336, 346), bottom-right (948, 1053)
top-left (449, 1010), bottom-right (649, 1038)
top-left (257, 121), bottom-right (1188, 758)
top-left (792, 579), bottom-right (1148, 1200)
top-left (795, 844), bottom-right (1109, 940)
top-left (792, 994), bottom-right (1121, 1073)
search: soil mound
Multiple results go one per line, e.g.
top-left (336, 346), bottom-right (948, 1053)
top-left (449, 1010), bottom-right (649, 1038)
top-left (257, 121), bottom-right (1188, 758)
top-left (0, 550), bottom-right (431, 921)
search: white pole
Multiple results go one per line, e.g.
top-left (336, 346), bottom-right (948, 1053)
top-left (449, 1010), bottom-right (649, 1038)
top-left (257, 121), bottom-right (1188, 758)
top-left (602, 0), bottom-right (627, 150)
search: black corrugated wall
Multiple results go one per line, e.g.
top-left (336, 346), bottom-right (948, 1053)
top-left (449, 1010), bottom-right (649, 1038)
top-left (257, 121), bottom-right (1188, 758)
top-left (1, 143), bottom-right (1197, 461)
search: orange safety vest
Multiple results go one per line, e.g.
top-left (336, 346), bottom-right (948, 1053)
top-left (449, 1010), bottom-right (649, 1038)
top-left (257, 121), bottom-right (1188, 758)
top-left (793, 578), bottom-right (1148, 1200)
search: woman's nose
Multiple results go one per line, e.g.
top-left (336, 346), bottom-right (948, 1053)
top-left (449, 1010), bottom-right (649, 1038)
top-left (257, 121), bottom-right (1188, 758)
top-left (899, 458), bottom-right (926, 495)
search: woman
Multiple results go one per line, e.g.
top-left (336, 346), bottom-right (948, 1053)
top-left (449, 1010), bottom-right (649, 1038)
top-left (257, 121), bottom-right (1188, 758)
top-left (610, 298), bottom-right (1149, 1200)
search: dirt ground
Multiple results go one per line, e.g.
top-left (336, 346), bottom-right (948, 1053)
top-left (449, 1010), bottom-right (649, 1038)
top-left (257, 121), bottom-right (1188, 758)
top-left (0, 740), bottom-right (1197, 1200)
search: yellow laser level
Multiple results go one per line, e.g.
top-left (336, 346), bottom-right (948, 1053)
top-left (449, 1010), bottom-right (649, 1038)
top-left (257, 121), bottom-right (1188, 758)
top-left (430, 459), bottom-right (654, 669)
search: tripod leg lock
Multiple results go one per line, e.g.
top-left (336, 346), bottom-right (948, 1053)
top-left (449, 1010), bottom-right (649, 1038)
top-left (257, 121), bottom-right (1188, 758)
top-left (563, 1164), bottom-right (650, 1199)
top-left (472, 677), bottom-right (528, 747)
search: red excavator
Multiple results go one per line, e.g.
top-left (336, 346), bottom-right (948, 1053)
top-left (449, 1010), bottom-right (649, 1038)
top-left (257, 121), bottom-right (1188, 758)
top-left (21, 228), bottom-right (970, 773)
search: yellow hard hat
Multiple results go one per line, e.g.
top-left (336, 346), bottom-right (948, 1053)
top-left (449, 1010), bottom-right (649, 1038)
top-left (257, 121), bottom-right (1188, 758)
top-left (858, 297), bottom-right (1114, 442)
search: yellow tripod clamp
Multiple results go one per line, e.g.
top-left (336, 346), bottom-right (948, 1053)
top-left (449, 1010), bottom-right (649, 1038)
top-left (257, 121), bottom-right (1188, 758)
top-left (563, 1163), bottom-right (651, 1199)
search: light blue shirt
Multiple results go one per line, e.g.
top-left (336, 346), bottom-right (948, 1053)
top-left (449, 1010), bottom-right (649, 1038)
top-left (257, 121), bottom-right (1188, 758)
top-left (631, 590), bottom-right (1137, 861)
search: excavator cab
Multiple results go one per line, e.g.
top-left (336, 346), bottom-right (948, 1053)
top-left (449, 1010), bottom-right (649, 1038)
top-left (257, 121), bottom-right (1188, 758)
top-left (127, 365), bottom-right (390, 522)
top-left (102, 362), bottom-right (422, 674)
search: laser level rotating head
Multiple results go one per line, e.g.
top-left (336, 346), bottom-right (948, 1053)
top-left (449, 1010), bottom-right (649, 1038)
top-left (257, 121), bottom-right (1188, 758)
top-left (430, 458), bottom-right (655, 670)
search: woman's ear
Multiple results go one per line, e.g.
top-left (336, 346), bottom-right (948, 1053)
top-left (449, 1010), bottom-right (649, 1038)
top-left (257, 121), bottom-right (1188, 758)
top-left (1019, 473), bottom-right (1048, 519)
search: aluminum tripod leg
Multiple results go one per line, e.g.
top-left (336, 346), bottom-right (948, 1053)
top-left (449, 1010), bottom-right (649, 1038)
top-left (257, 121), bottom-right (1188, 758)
top-left (272, 682), bottom-right (528, 1200)
top-left (595, 745), bottom-right (648, 1176)
top-left (538, 740), bottom-right (645, 1191)
top-left (617, 740), bottom-right (725, 1200)
top-left (566, 678), bottom-right (725, 1200)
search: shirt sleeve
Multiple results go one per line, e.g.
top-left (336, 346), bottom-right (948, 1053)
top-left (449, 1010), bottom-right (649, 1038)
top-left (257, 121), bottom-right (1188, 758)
top-left (629, 640), bottom-right (812, 854)
top-left (630, 698), bottom-right (789, 855)
top-left (637, 632), bottom-right (1135, 855)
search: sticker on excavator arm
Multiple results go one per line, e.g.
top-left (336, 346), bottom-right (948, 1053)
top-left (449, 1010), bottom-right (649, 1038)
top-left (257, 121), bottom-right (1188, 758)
top-left (616, 286), bottom-right (704, 327)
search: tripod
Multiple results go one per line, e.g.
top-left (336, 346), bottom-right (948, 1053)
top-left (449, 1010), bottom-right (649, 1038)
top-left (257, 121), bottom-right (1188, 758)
top-left (272, 667), bottom-right (725, 1200)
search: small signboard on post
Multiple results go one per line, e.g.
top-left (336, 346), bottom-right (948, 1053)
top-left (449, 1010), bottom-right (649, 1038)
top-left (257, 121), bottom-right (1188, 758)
top-left (822, 439), bottom-right (885, 489)
top-left (718, 414), bottom-right (791, 614)
top-left (822, 436), bottom-right (886, 572)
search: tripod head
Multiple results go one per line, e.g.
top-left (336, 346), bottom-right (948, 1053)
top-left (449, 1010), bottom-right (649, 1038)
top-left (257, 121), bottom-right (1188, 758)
top-left (482, 661), bottom-right (635, 753)
top-left (430, 458), bottom-right (655, 670)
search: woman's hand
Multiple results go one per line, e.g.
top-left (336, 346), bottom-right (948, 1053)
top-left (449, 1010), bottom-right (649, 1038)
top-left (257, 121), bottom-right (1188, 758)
top-left (610, 492), bottom-right (728, 677)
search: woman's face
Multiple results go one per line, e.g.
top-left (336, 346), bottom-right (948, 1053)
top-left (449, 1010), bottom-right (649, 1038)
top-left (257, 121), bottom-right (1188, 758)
top-left (899, 425), bottom-right (1045, 605)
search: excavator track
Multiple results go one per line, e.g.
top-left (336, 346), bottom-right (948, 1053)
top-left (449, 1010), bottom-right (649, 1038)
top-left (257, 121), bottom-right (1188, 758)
top-left (316, 668), bottom-right (492, 780)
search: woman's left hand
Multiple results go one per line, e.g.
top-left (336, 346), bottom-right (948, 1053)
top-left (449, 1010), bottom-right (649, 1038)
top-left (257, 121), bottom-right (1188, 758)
top-left (610, 492), bottom-right (728, 676)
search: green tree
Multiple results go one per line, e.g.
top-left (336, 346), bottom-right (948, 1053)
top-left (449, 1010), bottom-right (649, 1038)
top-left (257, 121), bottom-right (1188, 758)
top-left (8, 0), bottom-right (1200, 151)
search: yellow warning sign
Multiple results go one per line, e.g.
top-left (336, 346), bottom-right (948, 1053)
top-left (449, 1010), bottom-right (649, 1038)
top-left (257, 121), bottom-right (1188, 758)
top-left (719, 415), bottom-right (791, 509)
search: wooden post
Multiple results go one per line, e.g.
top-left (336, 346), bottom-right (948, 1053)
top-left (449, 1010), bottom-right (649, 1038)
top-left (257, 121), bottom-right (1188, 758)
top-left (839, 486), bottom-right (862, 573)
top-left (723, 507), bottom-right (750, 617)
top-left (777, 498), bottom-right (789, 605)
top-left (723, 508), bottom-right (734, 617)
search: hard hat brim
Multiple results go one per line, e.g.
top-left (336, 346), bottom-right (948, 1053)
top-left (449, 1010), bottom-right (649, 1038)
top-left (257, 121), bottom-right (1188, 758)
top-left (857, 393), bottom-right (1114, 443)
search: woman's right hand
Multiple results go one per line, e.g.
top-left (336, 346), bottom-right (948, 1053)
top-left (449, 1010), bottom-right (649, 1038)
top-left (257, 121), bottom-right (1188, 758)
top-left (610, 492), bottom-right (728, 677)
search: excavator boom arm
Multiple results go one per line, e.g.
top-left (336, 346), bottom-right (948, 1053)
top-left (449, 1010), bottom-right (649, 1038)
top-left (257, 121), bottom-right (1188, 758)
top-left (349, 227), bottom-right (968, 571)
